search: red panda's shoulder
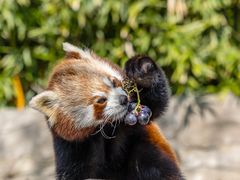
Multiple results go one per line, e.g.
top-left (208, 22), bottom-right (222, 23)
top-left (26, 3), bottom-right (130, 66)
top-left (144, 122), bottom-right (179, 164)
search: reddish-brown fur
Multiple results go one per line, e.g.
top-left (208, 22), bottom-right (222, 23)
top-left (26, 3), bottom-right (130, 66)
top-left (65, 51), bottom-right (81, 59)
top-left (47, 60), bottom-right (79, 90)
top-left (93, 101), bottom-right (107, 120)
top-left (112, 78), bottom-right (122, 87)
top-left (52, 111), bottom-right (94, 141)
top-left (145, 122), bottom-right (178, 163)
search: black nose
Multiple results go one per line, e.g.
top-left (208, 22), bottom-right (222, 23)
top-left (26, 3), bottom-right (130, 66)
top-left (119, 95), bottom-right (128, 105)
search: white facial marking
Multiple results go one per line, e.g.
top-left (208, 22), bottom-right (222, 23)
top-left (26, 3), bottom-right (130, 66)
top-left (103, 77), bottom-right (113, 88)
top-left (68, 105), bottom-right (101, 128)
top-left (115, 87), bottom-right (127, 96)
top-left (103, 87), bottom-right (128, 122)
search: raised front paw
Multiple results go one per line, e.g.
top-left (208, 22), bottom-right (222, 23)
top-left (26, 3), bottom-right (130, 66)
top-left (124, 55), bottom-right (159, 88)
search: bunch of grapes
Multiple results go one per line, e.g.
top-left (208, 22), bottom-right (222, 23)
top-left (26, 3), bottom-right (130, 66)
top-left (122, 78), bottom-right (152, 126)
top-left (125, 103), bottom-right (152, 125)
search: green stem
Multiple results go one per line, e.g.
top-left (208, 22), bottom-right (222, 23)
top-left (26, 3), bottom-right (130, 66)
top-left (133, 84), bottom-right (141, 113)
top-left (122, 79), bottom-right (141, 114)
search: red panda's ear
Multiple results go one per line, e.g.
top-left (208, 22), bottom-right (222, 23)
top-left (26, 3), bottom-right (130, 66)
top-left (63, 42), bottom-right (81, 59)
top-left (29, 91), bottom-right (59, 121)
top-left (63, 42), bottom-right (93, 60)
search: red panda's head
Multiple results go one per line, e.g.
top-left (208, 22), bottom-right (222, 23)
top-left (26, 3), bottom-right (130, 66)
top-left (30, 43), bottom-right (128, 141)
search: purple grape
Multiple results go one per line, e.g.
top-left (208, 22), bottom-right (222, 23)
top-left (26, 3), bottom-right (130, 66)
top-left (137, 111), bottom-right (150, 125)
top-left (141, 105), bottom-right (152, 117)
top-left (124, 111), bottom-right (137, 125)
top-left (128, 102), bottom-right (137, 112)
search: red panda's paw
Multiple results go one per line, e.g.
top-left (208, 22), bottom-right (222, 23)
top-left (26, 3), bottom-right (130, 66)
top-left (124, 55), bottom-right (158, 88)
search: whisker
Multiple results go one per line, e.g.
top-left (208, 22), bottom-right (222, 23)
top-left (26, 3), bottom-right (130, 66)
top-left (111, 120), bottom-right (118, 136)
top-left (91, 124), bottom-right (103, 136)
top-left (91, 118), bottom-right (109, 136)
top-left (92, 107), bottom-right (127, 138)
top-left (101, 128), bottom-right (116, 139)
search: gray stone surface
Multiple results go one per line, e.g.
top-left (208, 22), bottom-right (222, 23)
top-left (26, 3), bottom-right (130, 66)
top-left (0, 94), bottom-right (239, 180)
top-left (0, 108), bottom-right (55, 180)
top-left (166, 94), bottom-right (240, 180)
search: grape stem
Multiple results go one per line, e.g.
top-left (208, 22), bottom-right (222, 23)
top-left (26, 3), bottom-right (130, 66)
top-left (126, 84), bottom-right (141, 113)
top-left (122, 79), bottom-right (142, 114)
top-left (134, 84), bottom-right (141, 113)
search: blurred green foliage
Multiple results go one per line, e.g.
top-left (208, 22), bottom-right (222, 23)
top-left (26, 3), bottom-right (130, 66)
top-left (0, 0), bottom-right (240, 106)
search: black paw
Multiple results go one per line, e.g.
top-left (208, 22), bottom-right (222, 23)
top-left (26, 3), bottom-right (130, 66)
top-left (124, 55), bottom-right (158, 88)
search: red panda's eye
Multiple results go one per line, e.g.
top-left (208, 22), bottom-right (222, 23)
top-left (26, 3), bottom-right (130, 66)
top-left (97, 97), bottom-right (107, 104)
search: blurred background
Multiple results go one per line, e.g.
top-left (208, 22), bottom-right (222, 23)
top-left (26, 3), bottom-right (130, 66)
top-left (0, 0), bottom-right (240, 179)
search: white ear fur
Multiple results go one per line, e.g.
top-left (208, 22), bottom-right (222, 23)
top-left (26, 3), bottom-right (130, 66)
top-left (29, 91), bottom-right (59, 118)
top-left (62, 42), bottom-right (93, 61)
top-left (63, 42), bottom-right (82, 53)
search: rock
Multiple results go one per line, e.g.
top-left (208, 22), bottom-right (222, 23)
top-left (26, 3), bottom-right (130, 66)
top-left (158, 94), bottom-right (240, 180)
top-left (0, 108), bottom-right (54, 180)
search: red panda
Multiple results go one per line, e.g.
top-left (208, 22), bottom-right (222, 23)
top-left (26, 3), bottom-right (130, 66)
top-left (30, 43), bottom-right (184, 180)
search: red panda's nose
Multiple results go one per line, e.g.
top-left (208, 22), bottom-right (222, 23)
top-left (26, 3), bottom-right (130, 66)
top-left (119, 95), bottom-right (128, 105)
